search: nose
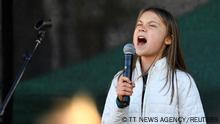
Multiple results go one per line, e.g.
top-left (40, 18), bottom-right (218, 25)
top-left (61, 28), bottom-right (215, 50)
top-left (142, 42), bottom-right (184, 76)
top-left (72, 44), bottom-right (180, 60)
top-left (138, 25), bottom-right (146, 32)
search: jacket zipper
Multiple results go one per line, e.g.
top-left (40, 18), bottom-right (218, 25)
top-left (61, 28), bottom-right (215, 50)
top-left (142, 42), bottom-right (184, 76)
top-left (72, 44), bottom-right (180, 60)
top-left (141, 74), bottom-right (148, 116)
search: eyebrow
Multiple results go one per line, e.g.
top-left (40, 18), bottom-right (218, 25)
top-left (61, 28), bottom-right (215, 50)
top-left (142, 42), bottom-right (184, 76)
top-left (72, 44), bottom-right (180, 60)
top-left (137, 20), bottom-right (143, 24)
top-left (137, 20), bottom-right (160, 25)
top-left (148, 21), bottom-right (160, 25)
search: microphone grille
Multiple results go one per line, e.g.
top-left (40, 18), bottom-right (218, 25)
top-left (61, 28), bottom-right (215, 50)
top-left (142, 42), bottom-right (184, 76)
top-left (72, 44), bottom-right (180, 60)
top-left (123, 43), bottom-right (136, 55)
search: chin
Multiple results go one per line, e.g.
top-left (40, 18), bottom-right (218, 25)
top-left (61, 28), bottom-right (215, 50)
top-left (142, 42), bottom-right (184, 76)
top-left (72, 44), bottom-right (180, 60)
top-left (136, 51), bottom-right (145, 56)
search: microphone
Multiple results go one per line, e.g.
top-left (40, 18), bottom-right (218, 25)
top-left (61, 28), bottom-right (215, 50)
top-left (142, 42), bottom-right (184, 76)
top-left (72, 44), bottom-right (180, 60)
top-left (122, 43), bottom-right (136, 105)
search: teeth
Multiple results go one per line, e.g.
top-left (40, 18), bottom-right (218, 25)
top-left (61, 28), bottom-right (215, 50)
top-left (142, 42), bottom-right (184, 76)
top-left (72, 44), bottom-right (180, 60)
top-left (138, 36), bottom-right (145, 39)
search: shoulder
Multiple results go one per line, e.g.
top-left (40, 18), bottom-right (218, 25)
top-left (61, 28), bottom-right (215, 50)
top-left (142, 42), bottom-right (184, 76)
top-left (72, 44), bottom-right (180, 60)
top-left (176, 69), bottom-right (194, 84)
top-left (175, 70), bottom-right (199, 96)
top-left (175, 70), bottom-right (194, 91)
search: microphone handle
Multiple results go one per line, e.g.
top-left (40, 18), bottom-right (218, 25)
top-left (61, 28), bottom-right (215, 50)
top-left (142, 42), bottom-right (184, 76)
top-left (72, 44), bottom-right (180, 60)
top-left (123, 54), bottom-right (133, 105)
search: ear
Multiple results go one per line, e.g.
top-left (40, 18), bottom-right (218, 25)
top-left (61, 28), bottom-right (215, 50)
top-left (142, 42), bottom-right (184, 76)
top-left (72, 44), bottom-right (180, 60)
top-left (164, 35), bottom-right (172, 45)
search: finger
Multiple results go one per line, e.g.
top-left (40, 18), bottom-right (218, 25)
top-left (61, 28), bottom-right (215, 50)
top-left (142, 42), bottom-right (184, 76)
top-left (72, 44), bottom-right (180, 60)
top-left (121, 76), bottom-right (132, 84)
top-left (121, 83), bottom-right (133, 89)
top-left (118, 90), bottom-right (133, 96)
top-left (117, 85), bottom-right (133, 93)
top-left (117, 83), bottom-right (134, 94)
top-left (117, 85), bottom-right (132, 93)
top-left (121, 86), bottom-right (133, 93)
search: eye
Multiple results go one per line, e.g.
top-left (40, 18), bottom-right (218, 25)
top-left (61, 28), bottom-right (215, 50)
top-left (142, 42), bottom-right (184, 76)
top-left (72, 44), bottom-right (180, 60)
top-left (149, 24), bottom-right (157, 28)
top-left (136, 23), bottom-right (142, 27)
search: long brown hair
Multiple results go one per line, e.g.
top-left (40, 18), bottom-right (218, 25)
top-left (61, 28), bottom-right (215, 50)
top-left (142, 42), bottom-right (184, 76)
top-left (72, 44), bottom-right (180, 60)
top-left (135, 7), bottom-right (188, 104)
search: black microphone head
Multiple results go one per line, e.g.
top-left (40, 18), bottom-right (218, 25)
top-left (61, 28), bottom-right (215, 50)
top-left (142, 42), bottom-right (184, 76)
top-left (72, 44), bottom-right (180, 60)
top-left (123, 43), bottom-right (136, 55)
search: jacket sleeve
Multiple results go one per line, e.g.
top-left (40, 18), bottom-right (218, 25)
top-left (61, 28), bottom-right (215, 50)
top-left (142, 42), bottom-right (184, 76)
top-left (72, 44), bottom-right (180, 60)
top-left (178, 73), bottom-right (206, 124)
top-left (101, 73), bottom-right (128, 124)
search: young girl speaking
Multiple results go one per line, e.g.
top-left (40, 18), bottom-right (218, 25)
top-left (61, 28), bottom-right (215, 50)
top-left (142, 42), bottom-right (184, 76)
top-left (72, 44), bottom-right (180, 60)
top-left (102, 7), bottom-right (206, 124)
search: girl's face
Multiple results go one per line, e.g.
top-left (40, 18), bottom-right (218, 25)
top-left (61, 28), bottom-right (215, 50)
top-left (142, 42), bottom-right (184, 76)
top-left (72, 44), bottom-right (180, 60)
top-left (133, 11), bottom-right (170, 58)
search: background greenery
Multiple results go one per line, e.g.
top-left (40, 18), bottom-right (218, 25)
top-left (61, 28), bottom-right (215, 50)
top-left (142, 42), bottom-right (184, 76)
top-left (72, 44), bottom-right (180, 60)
top-left (6, 0), bottom-right (220, 123)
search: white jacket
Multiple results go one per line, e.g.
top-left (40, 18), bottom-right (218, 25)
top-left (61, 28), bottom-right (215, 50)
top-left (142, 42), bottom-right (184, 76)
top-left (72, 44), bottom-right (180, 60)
top-left (102, 57), bottom-right (206, 124)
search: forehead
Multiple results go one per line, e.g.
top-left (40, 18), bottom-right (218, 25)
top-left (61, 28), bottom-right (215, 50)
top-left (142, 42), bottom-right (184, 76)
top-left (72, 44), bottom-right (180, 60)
top-left (138, 11), bottom-right (164, 24)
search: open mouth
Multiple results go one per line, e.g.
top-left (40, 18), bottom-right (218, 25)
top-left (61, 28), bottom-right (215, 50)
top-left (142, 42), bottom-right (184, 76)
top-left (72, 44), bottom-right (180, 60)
top-left (137, 36), bottom-right (147, 45)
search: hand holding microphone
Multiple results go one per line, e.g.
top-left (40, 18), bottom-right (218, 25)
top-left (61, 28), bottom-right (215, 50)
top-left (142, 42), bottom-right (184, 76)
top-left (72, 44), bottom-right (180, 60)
top-left (117, 76), bottom-right (135, 101)
top-left (116, 43), bottom-right (136, 108)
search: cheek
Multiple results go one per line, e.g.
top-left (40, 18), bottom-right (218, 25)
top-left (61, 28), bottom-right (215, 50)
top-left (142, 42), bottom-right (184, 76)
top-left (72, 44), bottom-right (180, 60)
top-left (133, 30), bottom-right (137, 43)
top-left (149, 30), bottom-right (166, 44)
top-left (147, 32), bottom-right (166, 50)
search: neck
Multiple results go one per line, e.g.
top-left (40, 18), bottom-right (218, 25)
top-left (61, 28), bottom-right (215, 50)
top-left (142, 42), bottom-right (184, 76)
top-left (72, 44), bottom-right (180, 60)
top-left (140, 44), bottom-right (166, 74)
top-left (140, 55), bottom-right (162, 74)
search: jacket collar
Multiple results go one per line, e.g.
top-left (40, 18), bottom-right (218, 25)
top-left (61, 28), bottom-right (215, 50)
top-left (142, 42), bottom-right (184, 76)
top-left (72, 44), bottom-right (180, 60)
top-left (135, 57), bottom-right (167, 76)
